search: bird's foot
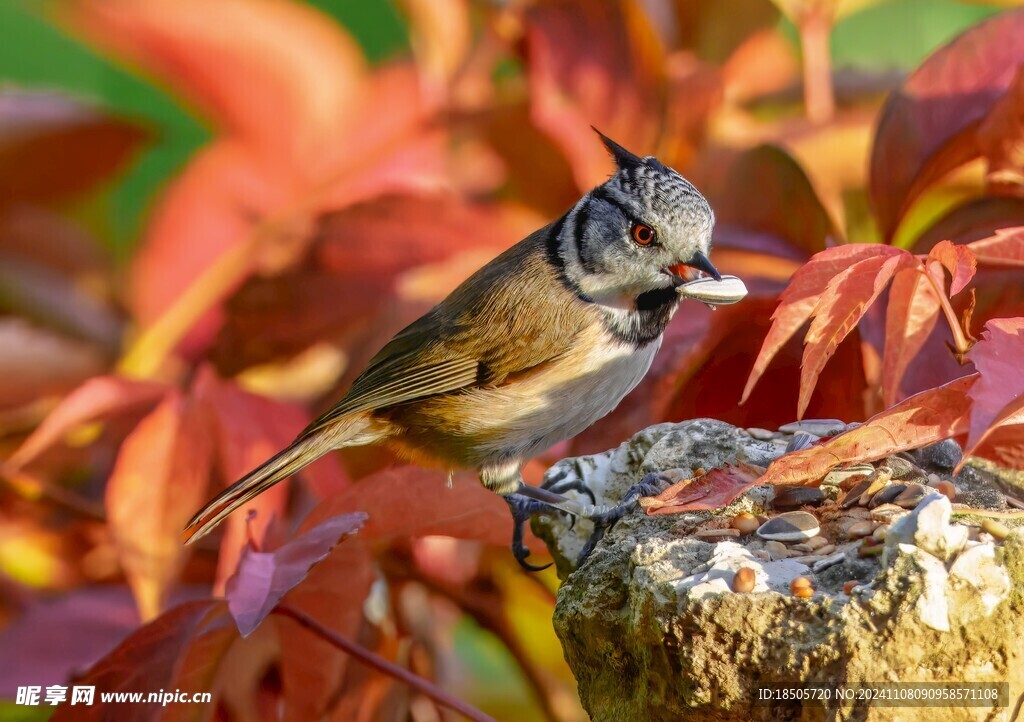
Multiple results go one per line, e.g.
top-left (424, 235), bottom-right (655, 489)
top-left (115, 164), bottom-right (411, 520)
top-left (539, 470), bottom-right (596, 530)
top-left (576, 474), bottom-right (665, 566)
top-left (505, 495), bottom-right (554, 572)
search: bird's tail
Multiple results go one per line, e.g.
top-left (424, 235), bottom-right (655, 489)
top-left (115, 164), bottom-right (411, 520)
top-left (183, 416), bottom-right (370, 544)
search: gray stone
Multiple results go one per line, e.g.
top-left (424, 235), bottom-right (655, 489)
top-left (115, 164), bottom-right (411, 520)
top-left (756, 511), bottom-right (819, 541)
top-left (911, 439), bottom-right (963, 472)
top-left (772, 486), bottom-right (826, 510)
top-left (531, 419), bottom-right (783, 576)
top-left (544, 420), bottom-right (1024, 722)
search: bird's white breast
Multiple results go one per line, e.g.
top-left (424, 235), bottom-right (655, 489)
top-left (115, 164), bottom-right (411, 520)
top-left (457, 324), bottom-right (662, 462)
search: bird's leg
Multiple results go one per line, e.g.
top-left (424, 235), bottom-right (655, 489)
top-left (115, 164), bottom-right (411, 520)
top-left (511, 473), bottom-right (666, 568)
top-left (540, 468), bottom-right (597, 505)
top-left (504, 495), bottom-right (555, 572)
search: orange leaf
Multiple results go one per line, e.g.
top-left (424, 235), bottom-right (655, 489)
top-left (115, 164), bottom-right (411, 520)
top-left (742, 244), bottom-right (906, 404)
top-left (797, 251), bottom-right (913, 417)
top-left (758, 374), bottom-right (976, 487)
top-left (869, 9), bottom-right (1024, 239)
top-left (967, 226), bottom-right (1024, 268)
top-left (926, 239), bottom-right (977, 296)
top-left (523, 0), bottom-right (664, 189)
top-left (882, 266), bottom-right (940, 407)
top-left (6, 375), bottom-right (167, 471)
top-left (640, 463), bottom-right (762, 515)
top-left (964, 318), bottom-right (1024, 460)
top-left (105, 391), bottom-right (213, 620)
top-left (51, 600), bottom-right (236, 722)
top-left (64, 0), bottom-right (367, 165)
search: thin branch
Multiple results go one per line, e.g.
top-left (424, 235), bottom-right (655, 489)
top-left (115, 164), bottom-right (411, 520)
top-left (273, 604), bottom-right (497, 722)
top-left (399, 560), bottom-right (563, 722)
top-left (799, 7), bottom-right (835, 124)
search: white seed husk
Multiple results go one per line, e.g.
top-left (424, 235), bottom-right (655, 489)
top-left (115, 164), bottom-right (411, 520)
top-left (677, 275), bottom-right (748, 306)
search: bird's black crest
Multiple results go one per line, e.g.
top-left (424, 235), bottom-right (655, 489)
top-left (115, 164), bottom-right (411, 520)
top-left (592, 127), bottom-right (643, 172)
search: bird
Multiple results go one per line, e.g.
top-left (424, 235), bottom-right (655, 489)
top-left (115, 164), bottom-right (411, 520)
top-left (185, 130), bottom-right (722, 570)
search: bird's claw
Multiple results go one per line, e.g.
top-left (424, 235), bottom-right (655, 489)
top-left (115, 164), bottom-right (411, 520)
top-left (540, 471), bottom-right (597, 530)
top-left (576, 474), bottom-right (665, 566)
top-left (505, 495), bottom-right (553, 572)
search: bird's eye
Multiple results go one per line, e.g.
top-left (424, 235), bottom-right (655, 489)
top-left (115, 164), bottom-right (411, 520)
top-left (631, 223), bottom-right (656, 246)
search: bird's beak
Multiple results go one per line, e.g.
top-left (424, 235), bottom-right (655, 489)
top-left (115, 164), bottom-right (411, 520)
top-left (666, 251), bottom-right (722, 284)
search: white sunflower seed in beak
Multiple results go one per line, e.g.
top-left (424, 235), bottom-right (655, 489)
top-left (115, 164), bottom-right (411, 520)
top-left (676, 274), bottom-right (747, 306)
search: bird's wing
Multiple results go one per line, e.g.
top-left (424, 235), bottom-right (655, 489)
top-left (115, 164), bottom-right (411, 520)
top-left (301, 223), bottom-right (589, 437)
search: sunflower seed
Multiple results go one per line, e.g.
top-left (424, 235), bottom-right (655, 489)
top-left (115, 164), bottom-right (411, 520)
top-left (676, 274), bottom-right (748, 306)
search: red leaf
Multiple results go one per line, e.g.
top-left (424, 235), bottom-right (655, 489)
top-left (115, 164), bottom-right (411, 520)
top-left (51, 600), bottom-right (236, 722)
top-left (640, 463), bottom-right (762, 515)
top-left (225, 512), bottom-right (365, 637)
top-left (716, 144), bottom-right (838, 256)
top-left (798, 251), bottom-right (913, 418)
top-left (977, 65), bottom-right (1024, 193)
top-left (523, 0), bottom-right (664, 189)
top-left (301, 466), bottom-right (518, 548)
top-left (882, 266), bottom-right (940, 406)
top-left (964, 318), bottom-right (1024, 459)
top-left (926, 239), bottom-right (977, 296)
top-left (192, 367), bottom-right (348, 592)
top-left (64, 0), bottom-right (366, 164)
top-left (0, 319), bottom-right (106, 414)
top-left (105, 391), bottom-right (213, 620)
top-left (869, 9), bottom-right (1024, 239)
top-left (0, 89), bottom-right (148, 206)
top-left (758, 374), bottom-right (976, 487)
top-left (971, 405), bottom-right (1024, 470)
top-left (742, 244), bottom-right (906, 403)
top-left (6, 375), bottom-right (167, 471)
top-left (967, 226), bottom-right (1024, 269)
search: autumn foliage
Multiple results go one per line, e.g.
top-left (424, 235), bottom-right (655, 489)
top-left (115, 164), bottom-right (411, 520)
top-left (1, 1), bottom-right (1023, 720)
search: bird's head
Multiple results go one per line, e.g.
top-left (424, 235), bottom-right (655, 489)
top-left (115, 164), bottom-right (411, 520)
top-left (556, 130), bottom-right (718, 305)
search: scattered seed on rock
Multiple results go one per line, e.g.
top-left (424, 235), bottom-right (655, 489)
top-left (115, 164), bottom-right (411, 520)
top-left (868, 483), bottom-right (908, 508)
top-left (934, 480), bottom-right (957, 501)
top-left (845, 507), bottom-right (871, 520)
top-left (858, 540), bottom-right (884, 557)
top-left (764, 540), bottom-right (789, 559)
top-left (872, 525), bottom-right (889, 543)
top-left (826, 463), bottom-right (875, 489)
top-left (790, 577), bottom-right (813, 597)
top-left (780, 419), bottom-right (846, 437)
top-left (869, 504), bottom-right (906, 523)
top-left (752, 549), bottom-right (771, 561)
top-left (847, 520), bottom-right (877, 539)
top-left (756, 515), bottom-right (771, 525)
top-left (746, 427), bottom-right (777, 441)
top-left (812, 551), bottom-right (847, 572)
top-left (731, 513), bottom-right (759, 534)
top-left (773, 486), bottom-right (826, 510)
top-left (757, 511), bottom-right (820, 541)
top-left (843, 580), bottom-right (859, 595)
top-left (786, 431), bottom-right (818, 453)
top-left (791, 554), bottom-right (825, 565)
top-left (982, 518), bottom-right (1010, 541)
top-left (806, 536), bottom-right (829, 550)
top-left (791, 543), bottom-right (814, 553)
top-left (894, 483), bottom-right (935, 509)
top-left (859, 469), bottom-right (893, 505)
top-left (839, 478), bottom-right (875, 509)
top-left (694, 527), bottom-right (741, 539)
top-left (733, 567), bottom-right (756, 593)
top-left (816, 544), bottom-right (836, 555)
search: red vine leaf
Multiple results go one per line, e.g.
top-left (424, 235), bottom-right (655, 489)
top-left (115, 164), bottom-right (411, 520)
top-left (225, 512), bottom-right (366, 637)
top-left (964, 318), bottom-right (1024, 460)
top-left (758, 374), bottom-right (976, 487)
top-left (640, 463), bottom-right (762, 515)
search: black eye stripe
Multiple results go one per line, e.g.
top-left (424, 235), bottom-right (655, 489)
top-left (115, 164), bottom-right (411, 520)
top-left (589, 186), bottom-right (659, 247)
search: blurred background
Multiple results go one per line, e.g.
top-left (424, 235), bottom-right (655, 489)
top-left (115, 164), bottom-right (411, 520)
top-left (0, 0), bottom-right (1022, 720)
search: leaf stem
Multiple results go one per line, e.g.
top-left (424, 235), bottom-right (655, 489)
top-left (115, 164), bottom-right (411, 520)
top-left (920, 266), bottom-right (972, 358)
top-left (273, 604), bottom-right (497, 722)
top-left (799, 7), bottom-right (835, 124)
